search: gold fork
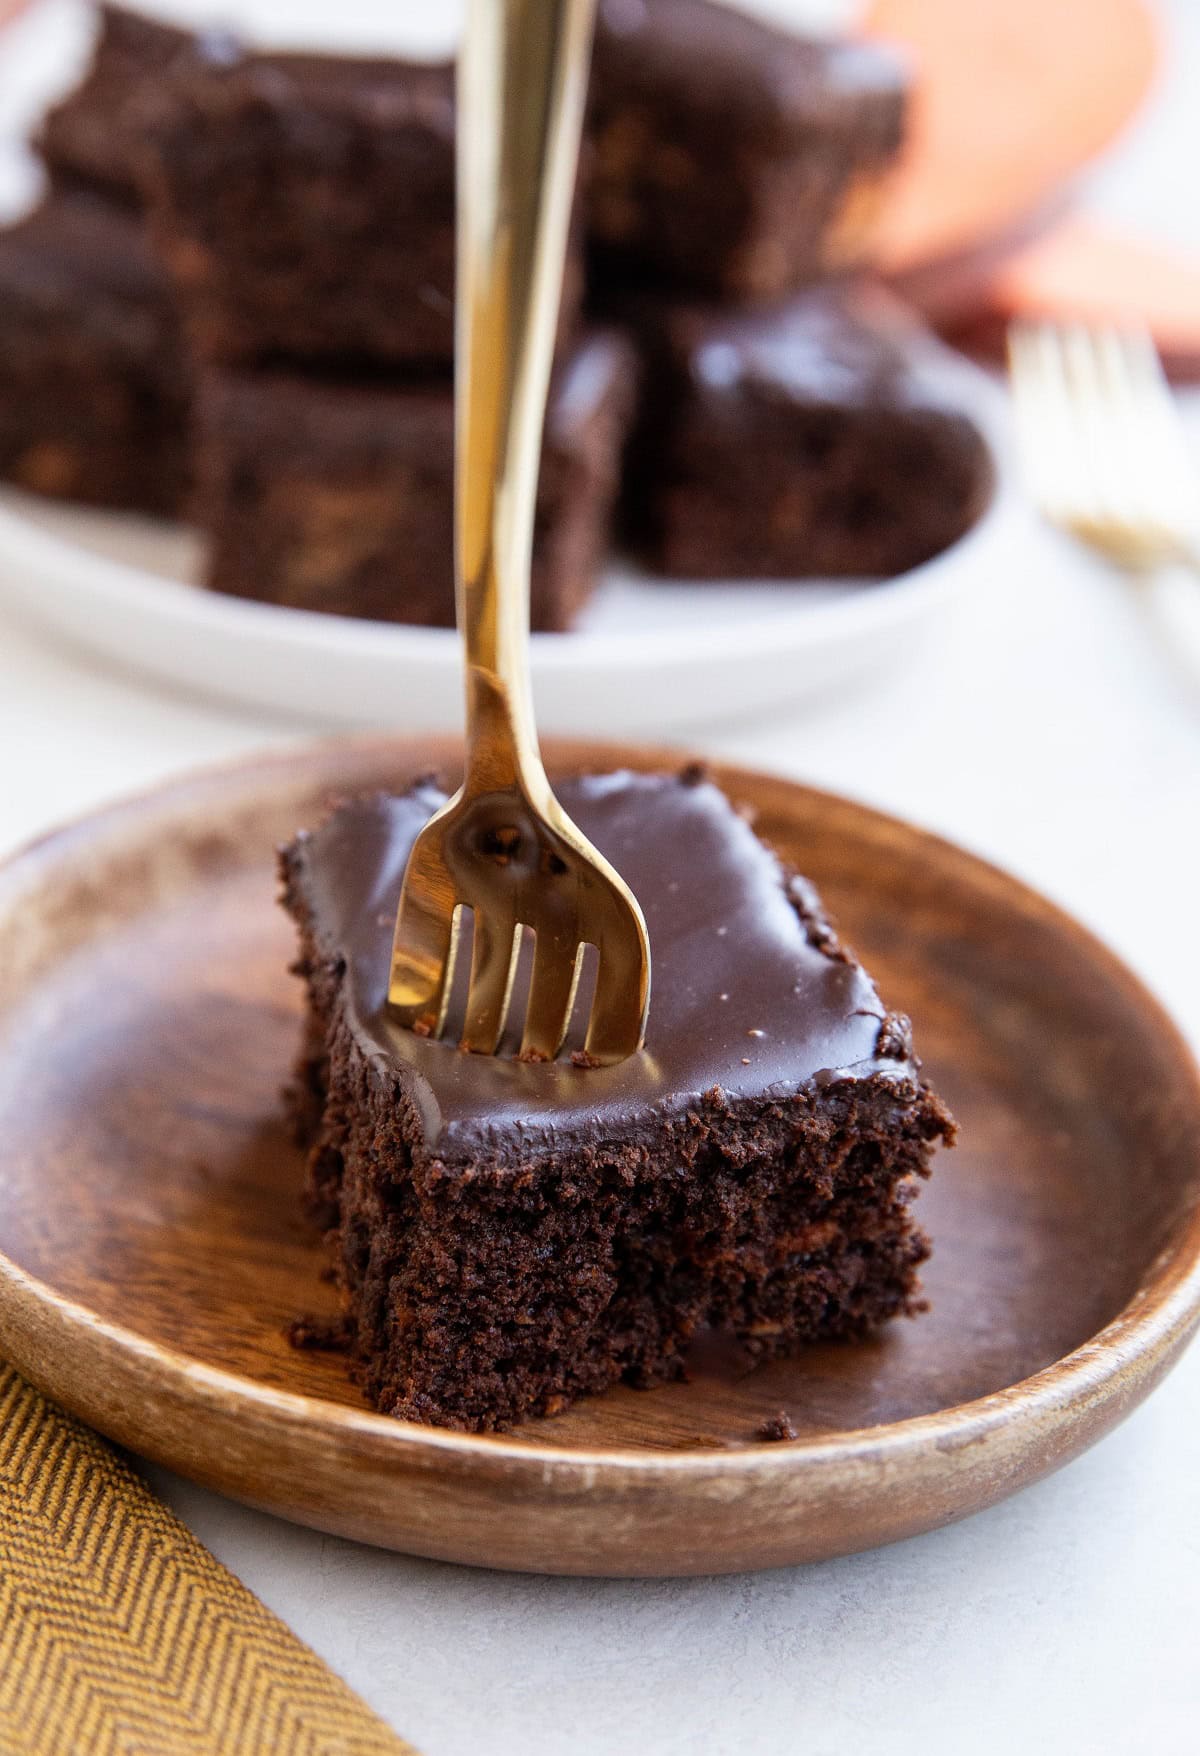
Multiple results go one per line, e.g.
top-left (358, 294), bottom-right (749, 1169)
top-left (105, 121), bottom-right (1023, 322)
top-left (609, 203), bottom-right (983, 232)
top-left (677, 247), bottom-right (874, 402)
top-left (1007, 319), bottom-right (1200, 572)
top-left (387, 0), bottom-right (650, 1066)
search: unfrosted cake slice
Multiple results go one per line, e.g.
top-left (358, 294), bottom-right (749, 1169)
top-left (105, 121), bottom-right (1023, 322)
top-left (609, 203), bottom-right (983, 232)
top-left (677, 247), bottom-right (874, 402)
top-left (281, 768), bottom-right (953, 1432)
top-left (38, 2), bottom-right (193, 206)
top-left (135, 38), bottom-right (582, 368)
top-left (191, 330), bottom-right (635, 629)
top-left (0, 188), bottom-right (187, 515)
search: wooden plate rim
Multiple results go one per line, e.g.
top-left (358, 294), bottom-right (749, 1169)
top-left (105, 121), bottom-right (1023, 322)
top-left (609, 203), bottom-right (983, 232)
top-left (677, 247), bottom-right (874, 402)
top-left (1, 733), bottom-right (1199, 1488)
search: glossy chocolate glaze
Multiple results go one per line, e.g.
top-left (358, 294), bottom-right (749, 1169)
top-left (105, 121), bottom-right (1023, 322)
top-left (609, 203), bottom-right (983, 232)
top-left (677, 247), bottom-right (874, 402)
top-left (290, 771), bottom-right (921, 1162)
top-left (675, 283), bottom-right (991, 424)
top-left (594, 0), bottom-right (906, 145)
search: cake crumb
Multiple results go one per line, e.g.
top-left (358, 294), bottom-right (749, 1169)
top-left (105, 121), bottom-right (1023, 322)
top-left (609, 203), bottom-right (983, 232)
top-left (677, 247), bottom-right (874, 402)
top-left (758, 1411), bottom-right (798, 1442)
top-left (287, 1314), bottom-right (352, 1353)
top-left (876, 1011), bottom-right (915, 1060)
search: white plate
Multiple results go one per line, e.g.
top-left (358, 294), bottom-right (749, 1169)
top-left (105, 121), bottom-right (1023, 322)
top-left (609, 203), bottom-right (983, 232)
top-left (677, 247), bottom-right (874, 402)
top-left (0, 468), bottom-right (1008, 734)
top-left (0, 0), bottom-right (1007, 736)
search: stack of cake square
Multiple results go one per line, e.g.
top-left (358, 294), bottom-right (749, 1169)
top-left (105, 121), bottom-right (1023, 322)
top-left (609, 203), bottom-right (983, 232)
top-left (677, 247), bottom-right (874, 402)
top-left (133, 34), bottom-right (642, 630)
top-left (0, 0), bottom-right (994, 623)
top-left (586, 0), bottom-right (992, 581)
top-left (0, 8), bottom-right (189, 513)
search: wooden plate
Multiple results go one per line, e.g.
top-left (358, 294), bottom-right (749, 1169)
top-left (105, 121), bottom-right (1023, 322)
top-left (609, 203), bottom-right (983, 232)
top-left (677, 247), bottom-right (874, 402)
top-left (1, 737), bottom-right (1198, 1577)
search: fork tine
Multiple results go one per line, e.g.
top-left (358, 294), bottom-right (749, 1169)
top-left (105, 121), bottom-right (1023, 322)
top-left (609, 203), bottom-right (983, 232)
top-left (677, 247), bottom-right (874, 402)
top-left (1106, 327), bottom-right (1198, 539)
top-left (1008, 322), bottom-right (1091, 529)
top-left (460, 910), bottom-right (521, 1055)
top-left (1012, 315), bottom-right (1198, 573)
top-left (583, 923), bottom-right (651, 1067)
top-left (1039, 322), bottom-right (1104, 529)
top-left (388, 887), bottom-right (460, 1037)
top-left (520, 933), bottom-right (585, 1062)
top-left (1061, 322), bottom-right (1149, 550)
top-left (1090, 328), bottom-right (1172, 545)
top-left (1006, 324), bottom-right (1047, 492)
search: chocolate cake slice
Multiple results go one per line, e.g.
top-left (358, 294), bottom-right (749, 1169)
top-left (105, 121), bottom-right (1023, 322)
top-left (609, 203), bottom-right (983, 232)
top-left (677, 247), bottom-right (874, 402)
top-left (38, 2), bottom-right (194, 206)
top-left (0, 188), bottom-right (188, 515)
top-left (136, 39), bottom-right (581, 368)
top-left (282, 769), bottom-right (953, 1433)
top-left (192, 329), bottom-right (635, 629)
top-left (587, 0), bottom-right (908, 298)
top-left (620, 282), bottom-right (995, 579)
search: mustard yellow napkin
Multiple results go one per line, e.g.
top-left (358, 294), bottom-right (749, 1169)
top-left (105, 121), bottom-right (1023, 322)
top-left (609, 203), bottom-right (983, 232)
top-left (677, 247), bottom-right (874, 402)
top-left (0, 1363), bottom-right (417, 1756)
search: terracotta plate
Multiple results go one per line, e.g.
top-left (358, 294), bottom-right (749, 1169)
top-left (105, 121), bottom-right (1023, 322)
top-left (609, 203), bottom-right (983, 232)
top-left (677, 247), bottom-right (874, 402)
top-left (0, 737), bottom-right (1198, 1577)
top-left (866, 0), bottom-right (1158, 272)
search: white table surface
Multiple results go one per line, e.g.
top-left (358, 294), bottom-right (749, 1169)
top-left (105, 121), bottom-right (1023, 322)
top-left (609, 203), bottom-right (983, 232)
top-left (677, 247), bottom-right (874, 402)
top-left (4, 3), bottom-right (1200, 1752)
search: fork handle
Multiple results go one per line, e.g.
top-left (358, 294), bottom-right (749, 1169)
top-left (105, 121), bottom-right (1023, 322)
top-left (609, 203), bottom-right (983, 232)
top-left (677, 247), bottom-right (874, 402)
top-left (455, 0), bottom-right (595, 796)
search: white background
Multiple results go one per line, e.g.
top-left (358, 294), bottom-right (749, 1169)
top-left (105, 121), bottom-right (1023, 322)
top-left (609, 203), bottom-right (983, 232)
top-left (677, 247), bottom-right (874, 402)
top-left (2, 2), bottom-right (1200, 1752)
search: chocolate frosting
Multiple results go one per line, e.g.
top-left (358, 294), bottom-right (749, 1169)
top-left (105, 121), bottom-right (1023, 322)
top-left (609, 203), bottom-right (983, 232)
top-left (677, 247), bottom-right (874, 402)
top-left (292, 771), bottom-right (918, 1163)
top-left (673, 284), bottom-right (992, 426)
top-left (594, 0), bottom-right (906, 145)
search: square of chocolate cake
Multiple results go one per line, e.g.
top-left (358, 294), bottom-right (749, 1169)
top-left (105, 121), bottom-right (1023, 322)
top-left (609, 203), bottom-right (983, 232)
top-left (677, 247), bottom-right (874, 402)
top-left (0, 188), bottom-right (188, 515)
top-left (38, 2), bottom-right (193, 206)
top-left (191, 330), bottom-right (635, 629)
top-left (587, 0), bottom-right (908, 298)
top-left (136, 38), bottom-right (581, 368)
top-left (621, 283), bottom-right (995, 579)
top-left (282, 769), bottom-right (952, 1432)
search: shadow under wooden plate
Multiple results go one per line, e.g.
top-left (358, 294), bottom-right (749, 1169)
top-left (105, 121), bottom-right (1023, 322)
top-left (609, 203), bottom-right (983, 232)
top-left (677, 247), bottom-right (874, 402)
top-left (0, 737), bottom-right (1198, 1576)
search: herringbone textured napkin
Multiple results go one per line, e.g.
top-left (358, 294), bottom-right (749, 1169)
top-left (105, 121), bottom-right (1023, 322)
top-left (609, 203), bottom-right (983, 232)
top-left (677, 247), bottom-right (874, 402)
top-left (0, 1363), bottom-right (416, 1756)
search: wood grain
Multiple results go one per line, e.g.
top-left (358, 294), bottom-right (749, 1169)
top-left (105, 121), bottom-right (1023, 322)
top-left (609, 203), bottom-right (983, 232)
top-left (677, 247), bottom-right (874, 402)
top-left (0, 736), bottom-right (1198, 1575)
